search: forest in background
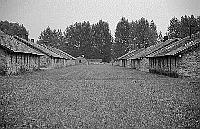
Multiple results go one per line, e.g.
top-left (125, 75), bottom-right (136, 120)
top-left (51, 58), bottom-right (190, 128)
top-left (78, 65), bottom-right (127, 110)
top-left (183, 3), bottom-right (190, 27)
top-left (1, 15), bottom-right (200, 62)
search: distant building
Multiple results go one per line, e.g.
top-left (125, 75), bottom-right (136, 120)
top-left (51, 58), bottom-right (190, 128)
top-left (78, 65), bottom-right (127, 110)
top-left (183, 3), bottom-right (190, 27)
top-left (75, 56), bottom-right (88, 65)
top-left (87, 59), bottom-right (102, 65)
top-left (46, 46), bottom-right (76, 66)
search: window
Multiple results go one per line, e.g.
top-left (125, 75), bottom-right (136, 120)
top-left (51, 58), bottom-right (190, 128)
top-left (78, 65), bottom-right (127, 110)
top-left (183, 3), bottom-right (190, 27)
top-left (24, 55), bottom-right (26, 64)
top-left (166, 57), bottom-right (168, 67)
top-left (56, 58), bottom-right (59, 63)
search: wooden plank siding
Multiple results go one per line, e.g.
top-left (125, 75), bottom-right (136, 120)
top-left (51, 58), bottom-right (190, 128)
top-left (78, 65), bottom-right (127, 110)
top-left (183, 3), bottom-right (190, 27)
top-left (0, 31), bottom-right (43, 75)
top-left (121, 59), bottom-right (126, 67)
top-left (149, 56), bottom-right (179, 77)
top-left (14, 36), bottom-right (66, 69)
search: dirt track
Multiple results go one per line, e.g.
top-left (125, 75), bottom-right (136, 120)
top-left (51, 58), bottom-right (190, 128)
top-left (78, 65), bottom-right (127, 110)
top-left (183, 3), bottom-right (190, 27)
top-left (1, 64), bottom-right (200, 128)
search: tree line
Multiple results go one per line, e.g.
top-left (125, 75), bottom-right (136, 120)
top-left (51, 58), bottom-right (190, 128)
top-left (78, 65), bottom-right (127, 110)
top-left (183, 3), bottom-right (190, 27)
top-left (38, 20), bottom-right (112, 62)
top-left (113, 17), bottom-right (158, 59)
top-left (168, 15), bottom-right (200, 39)
top-left (0, 21), bottom-right (29, 39)
top-left (1, 14), bottom-right (200, 62)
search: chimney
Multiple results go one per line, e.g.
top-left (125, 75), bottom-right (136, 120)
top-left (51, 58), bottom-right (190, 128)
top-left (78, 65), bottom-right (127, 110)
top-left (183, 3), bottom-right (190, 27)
top-left (31, 39), bottom-right (34, 43)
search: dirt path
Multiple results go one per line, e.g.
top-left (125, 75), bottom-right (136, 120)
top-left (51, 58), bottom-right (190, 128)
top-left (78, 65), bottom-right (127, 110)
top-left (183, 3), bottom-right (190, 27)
top-left (1, 64), bottom-right (200, 128)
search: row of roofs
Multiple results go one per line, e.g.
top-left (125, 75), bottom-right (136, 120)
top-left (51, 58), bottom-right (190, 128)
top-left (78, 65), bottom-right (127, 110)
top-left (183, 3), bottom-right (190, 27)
top-left (116, 32), bottom-right (200, 78)
top-left (13, 34), bottom-right (77, 61)
top-left (45, 45), bottom-right (76, 60)
top-left (0, 30), bottom-right (76, 75)
top-left (0, 30), bottom-right (76, 60)
top-left (117, 38), bottom-right (179, 60)
top-left (148, 37), bottom-right (200, 57)
top-left (0, 31), bottom-right (43, 56)
top-left (117, 33), bottom-right (200, 60)
top-left (14, 36), bottom-right (65, 59)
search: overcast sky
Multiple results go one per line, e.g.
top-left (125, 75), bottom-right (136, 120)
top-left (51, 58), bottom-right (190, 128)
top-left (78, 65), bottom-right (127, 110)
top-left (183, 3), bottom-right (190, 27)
top-left (0, 0), bottom-right (200, 40)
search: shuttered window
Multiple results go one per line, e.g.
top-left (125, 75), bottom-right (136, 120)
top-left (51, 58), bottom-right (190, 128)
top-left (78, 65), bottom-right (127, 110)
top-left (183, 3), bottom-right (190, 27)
top-left (166, 57), bottom-right (168, 67)
top-left (24, 55), bottom-right (26, 64)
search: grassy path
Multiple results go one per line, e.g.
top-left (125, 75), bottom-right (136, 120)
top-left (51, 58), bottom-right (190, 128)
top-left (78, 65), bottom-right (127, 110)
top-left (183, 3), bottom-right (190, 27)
top-left (0, 64), bottom-right (200, 128)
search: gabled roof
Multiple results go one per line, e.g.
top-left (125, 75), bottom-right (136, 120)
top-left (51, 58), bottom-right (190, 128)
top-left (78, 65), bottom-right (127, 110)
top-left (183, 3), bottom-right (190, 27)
top-left (147, 36), bottom-right (194, 57)
top-left (129, 38), bottom-right (179, 60)
top-left (117, 50), bottom-right (137, 60)
top-left (166, 39), bottom-right (200, 56)
top-left (126, 48), bottom-right (146, 59)
top-left (14, 36), bottom-right (63, 58)
top-left (0, 31), bottom-right (44, 56)
top-left (45, 46), bottom-right (76, 60)
top-left (76, 56), bottom-right (86, 59)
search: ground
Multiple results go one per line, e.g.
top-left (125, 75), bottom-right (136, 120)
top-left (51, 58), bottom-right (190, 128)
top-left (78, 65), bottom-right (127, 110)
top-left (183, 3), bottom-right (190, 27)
top-left (0, 64), bottom-right (200, 129)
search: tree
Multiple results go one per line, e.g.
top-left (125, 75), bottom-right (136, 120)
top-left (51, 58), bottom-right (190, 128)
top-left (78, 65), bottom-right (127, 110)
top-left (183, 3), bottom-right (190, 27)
top-left (114, 17), bottom-right (130, 58)
top-left (63, 20), bottom-right (113, 61)
top-left (131, 18), bottom-right (157, 49)
top-left (168, 15), bottom-right (200, 39)
top-left (149, 20), bottom-right (158, 45)
top-left (91, 20), bottom-right (112, 62)
top-left (129, 21), bottom-right (137, 50)
top-left (38, 27), bottom-right (64, 48)
top-left (113, 17), bottom-right (158, 58)
top-left (63, 21), bottom-right (93, 58)
top-left (0, 20), bottom-right (29, 39)
top-left (168, 17), bottom-right (181, 38)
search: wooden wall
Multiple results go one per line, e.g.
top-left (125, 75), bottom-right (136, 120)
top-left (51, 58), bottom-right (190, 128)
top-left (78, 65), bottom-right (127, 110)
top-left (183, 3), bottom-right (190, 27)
top-left (0, 47), bottom-right (7, 75)
top-left (149, 56), bottom-right (180, 77)
top-left (4, 53), bottom-right (41, 75)
top-left (139, 58), bottom-right (149, 72)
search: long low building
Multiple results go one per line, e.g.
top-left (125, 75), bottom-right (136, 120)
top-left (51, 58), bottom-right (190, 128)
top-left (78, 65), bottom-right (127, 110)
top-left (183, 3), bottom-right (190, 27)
top-left (14, 36), bottom-right (66, 69)
top-left (0, 30), bottom-right (44, 75)
top-left (116, 49), bottom-right (140, 67)
top-left (45, 45), bottom-right (76, 66)
top-left (129, 38), bottom-right (179, 72)
top-left (148, 34), bottom-right (200, 78)
top-left (115, 32), bottom-right (200, 79)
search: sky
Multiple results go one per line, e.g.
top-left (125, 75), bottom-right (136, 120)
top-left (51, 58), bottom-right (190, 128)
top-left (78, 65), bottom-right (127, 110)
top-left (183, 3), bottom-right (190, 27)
top-left (0, 0), bottom-right (200, 40)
